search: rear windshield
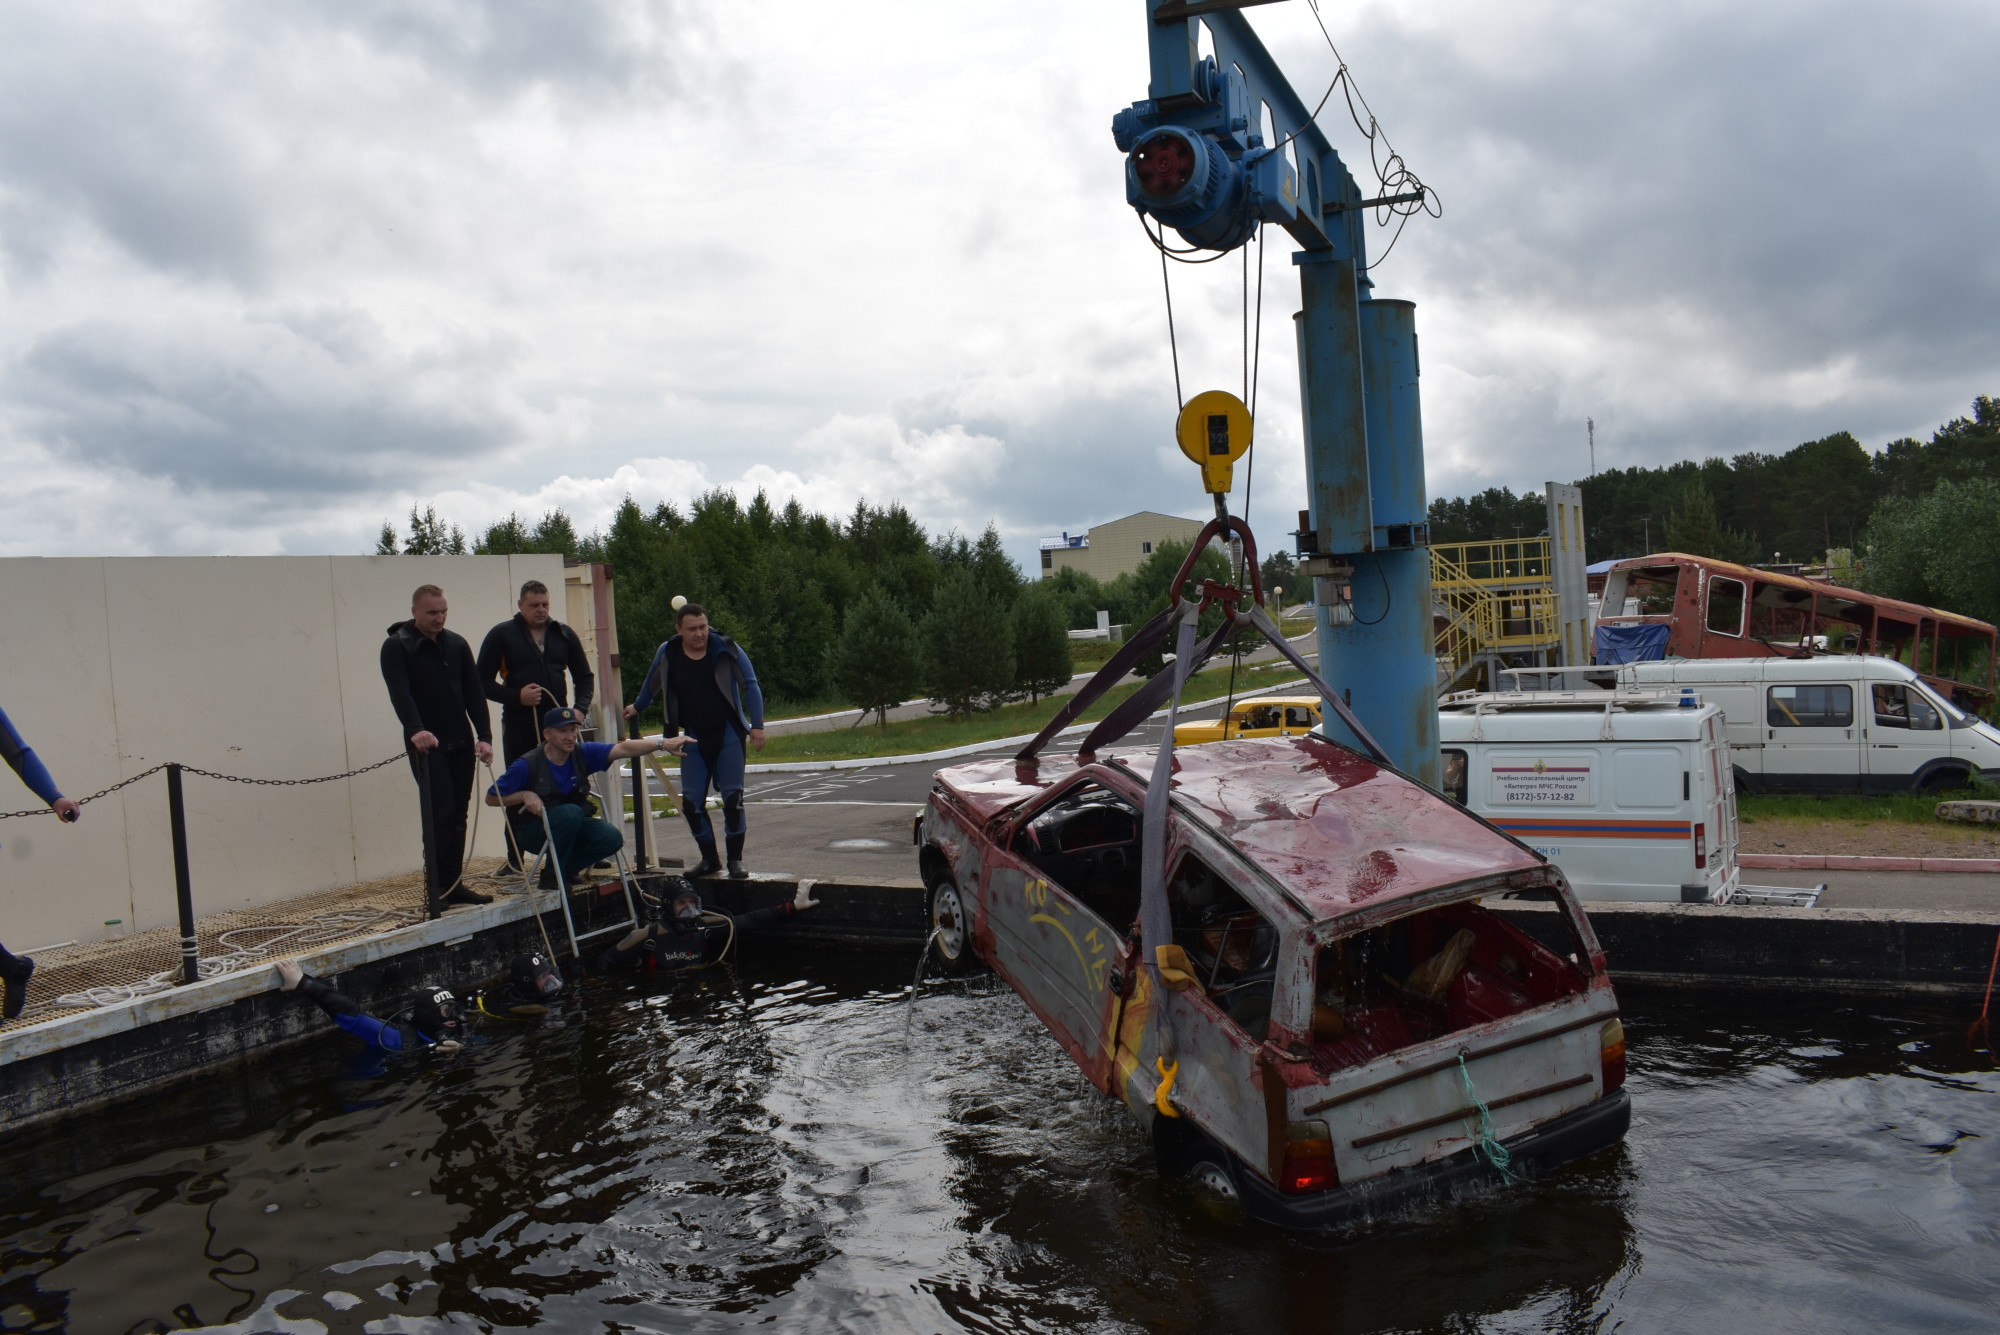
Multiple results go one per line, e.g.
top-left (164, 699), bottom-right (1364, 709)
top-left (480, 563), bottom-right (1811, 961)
top-left (1310, 899), bottom-right (1588, 1074)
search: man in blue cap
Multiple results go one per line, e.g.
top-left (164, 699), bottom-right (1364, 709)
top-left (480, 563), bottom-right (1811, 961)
top-left (1, 707), bottom-right (82, 1020)
top-left (486, 706), bottom-right (688, 888)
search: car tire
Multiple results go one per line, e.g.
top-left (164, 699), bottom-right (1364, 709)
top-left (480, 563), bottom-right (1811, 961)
top-left (1921, 767), bottom-right (1970, 795)
top-left (927, 876), bottom-right (981, 975)
top-left (1181, 1145), bottom-right (1247, 1223)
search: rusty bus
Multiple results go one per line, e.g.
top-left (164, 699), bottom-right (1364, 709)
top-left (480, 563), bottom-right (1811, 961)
top-left (1594, 553), bottom-right (1997, 710)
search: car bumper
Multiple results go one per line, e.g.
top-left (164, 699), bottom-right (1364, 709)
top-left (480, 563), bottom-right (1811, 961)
top-left (1235, 1090), bottom-right (1631, 1230)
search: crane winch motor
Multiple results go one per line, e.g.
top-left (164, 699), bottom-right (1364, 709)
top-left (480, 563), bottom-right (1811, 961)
top-left (1113, 56), bottom-right (1298, 251)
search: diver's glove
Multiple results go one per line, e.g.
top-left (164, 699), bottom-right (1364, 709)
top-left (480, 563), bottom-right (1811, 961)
top-left (793, 879), bottom-right (821, 911)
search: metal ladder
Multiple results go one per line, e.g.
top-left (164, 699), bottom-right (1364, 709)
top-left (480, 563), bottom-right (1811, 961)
top-left (511, 807), bottom-right (650, 960)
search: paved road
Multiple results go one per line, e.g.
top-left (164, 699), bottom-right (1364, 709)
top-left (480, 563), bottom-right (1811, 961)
top-left (745, 690), bottom-right (1242, 807)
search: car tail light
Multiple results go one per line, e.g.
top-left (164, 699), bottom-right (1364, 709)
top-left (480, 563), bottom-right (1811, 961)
top-left (1693, 822), bottom-right (1707, 870)
top-left (1280, 1120), bottom-right (1338, 1194)
top-left (1600, 1018), bottom-right (1627, 1094)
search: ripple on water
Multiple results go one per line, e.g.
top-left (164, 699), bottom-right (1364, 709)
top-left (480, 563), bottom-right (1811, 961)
top-left (0, 962), bottom-right (1994, 1333)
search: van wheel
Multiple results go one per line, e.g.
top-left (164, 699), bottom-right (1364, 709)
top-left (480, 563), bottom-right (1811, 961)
top-left (1921, 768), bottom-right (1970, 795)
top-left (927, 877), bottom-right (981, 975)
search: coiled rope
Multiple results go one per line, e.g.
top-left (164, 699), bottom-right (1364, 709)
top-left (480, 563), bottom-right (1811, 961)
top-left (1457, 1053), bottom-right (1516, 1182)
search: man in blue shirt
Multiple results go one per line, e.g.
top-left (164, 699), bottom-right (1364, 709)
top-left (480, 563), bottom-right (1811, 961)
top-left (487, 706), bottom-right (687, 888)
top-left (623, 604), bottom-right (767, 880)
top-left (2, 707), bottom-right (82, 1019)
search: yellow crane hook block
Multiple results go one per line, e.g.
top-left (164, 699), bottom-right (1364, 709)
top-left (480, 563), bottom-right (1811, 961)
top-left (1176, 389), bottom-right (1252, 495)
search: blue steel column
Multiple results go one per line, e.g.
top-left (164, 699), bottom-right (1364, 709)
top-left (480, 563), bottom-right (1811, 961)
top-left (1295, 257), bottom-right (1438, 784)
top-left (1354, 298), bottom-right (1438, 787)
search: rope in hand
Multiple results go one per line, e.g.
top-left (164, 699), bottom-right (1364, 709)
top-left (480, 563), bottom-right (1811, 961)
top-left (0, 752), bottom-right (407, 819)
top-left (1457, 1053), bottom-right (1516, 1182)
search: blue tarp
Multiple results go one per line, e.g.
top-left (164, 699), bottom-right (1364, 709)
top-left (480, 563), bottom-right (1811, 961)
top-left (1595, 622), bottom-right (1671, 664)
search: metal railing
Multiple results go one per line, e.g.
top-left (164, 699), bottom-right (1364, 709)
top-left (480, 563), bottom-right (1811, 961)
top-left (1432, 538), bottom-right (1563, 686)
top-left (3, 751), bottom-right (433, 988)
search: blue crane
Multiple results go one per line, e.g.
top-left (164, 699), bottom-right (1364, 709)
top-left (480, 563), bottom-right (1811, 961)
top-left (1115, 0), bottom-right (1438, 786)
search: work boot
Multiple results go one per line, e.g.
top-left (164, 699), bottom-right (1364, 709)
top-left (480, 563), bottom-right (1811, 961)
top-left (536, 863), bottom-right (560, 890)
top-left (689, 842), bottom-right (721, 878)
top-left (1, 953), bottom-right (34, 1020)
top-left (727, 861), bottom-right (749, 880)
top-left (444, 887), bottom-right (494, 907)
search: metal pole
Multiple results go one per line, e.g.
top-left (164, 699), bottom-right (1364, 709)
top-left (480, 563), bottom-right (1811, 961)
top-left (166, 764), bottom-right (199, 985)
top-left (412, 745), bottom-right (442, 921)
top-left (627, 717), bottom-right (650, 869)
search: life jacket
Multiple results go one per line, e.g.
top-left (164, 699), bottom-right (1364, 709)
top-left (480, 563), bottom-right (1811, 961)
top-left (514, 746), bottom-right (599, 820)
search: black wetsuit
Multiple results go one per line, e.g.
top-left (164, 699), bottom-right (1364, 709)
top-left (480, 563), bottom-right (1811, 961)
top-left (477, 615), bottom-right (595, 764)
top-left (380, 620), bottom-right (491, 893)
top-left (594, 902), bottom-right (796, 975)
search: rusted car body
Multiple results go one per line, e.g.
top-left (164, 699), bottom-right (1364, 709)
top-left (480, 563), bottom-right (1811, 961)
top-left (918, 734), bottom-right (1630, 1228)
top-left (1598, 553), bottom-right (1997, 709)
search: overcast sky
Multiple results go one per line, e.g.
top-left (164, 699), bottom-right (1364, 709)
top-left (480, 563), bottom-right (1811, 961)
top-left (2, 0), bottom-right (1994, 569)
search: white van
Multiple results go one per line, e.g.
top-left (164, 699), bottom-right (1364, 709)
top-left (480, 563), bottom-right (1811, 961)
top-left (1602, 656), bottom-right (2000, 795)
top-left (1437, 689), bottom-right (1742, 904)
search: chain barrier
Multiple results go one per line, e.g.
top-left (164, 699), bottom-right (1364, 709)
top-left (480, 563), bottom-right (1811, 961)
top-left (0, 752), bottom-right (406, 818)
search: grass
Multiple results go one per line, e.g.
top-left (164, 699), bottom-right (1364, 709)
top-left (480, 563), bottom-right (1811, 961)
top-left (754, 657), bottom-right (1307, 764)
top-left (1738, 779), bottom-right (2000, 826)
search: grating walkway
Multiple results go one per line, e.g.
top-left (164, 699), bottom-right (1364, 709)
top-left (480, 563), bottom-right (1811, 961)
top-left (1, 857), bottom-right (537, 1035)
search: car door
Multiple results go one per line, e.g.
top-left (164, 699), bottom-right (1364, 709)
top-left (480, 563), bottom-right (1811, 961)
top-left (1281, 704), bottom-right (1317, 737)
top-left (1762, 682), bottom-right (1858, 792)
top-left (1144, 840), bottom-right (1284, 1178)
top-left (1865, 681), bottom-right (1949, 792)
top-left (982, 780), bottom-right (1142, 1092)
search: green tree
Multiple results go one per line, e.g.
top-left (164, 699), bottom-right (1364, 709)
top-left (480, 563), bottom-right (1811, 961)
top-left (829, 587), bottom-right (923, 725)
top-left (1860, 478), bottom-right (2000, 627)
top-left (475, 509), bottom-right (583, 556)
top-left (1662, 480), bottom-right (1753, 563)
top-left (921, 567), bottom-right (1015, 716)
top-left (1011, 589), bottom-right (1073, 703)
top-left (386, 505), bottom-right (467, 555)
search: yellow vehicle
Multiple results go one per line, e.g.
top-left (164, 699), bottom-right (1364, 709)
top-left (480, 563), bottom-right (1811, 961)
top-left (1172, 695), bottom-right (1321, 745)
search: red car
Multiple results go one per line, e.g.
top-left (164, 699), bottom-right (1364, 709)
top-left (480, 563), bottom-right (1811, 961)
top-left (917, 733), bottom-right (1630, 1228)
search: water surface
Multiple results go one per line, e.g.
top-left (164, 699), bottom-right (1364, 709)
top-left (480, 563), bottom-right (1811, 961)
top-left (0, 946), bottom-right (1993, 1333)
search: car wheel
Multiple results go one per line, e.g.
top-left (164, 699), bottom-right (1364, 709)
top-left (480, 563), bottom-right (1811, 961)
top-left (1922, 768), bottom-right (1969, 795)
top-left (927, 876), bottom-right (981, 975)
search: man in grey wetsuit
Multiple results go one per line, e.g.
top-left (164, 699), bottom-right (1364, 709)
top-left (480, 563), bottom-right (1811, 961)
top-left (1, 707), bottom-right (83, 1019)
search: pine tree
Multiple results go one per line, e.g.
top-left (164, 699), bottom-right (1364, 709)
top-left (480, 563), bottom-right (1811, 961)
top-left (375, 522), bottom-right (399, 555)
top-left (1662, 482), bottom-right (1750, 564)
top-left (829, 587), bottom-right (924, 725)
top-left (1011, 589), bottom-right (1072, 703)
top-left (921, 567), bottom-right (1014, 716)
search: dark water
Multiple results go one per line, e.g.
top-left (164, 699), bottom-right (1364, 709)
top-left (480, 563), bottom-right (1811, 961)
top-left (1, 946), bottom-right (1995, 1334)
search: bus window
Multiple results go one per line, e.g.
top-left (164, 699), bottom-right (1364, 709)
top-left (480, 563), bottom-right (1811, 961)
top-left (1768, 684), bottom-right (1853, 728)
top-left (1706, 577), bottom-right (1746, 637)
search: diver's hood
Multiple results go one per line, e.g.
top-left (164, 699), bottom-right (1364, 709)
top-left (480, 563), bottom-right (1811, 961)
top-left (512, 951), bottom-right (564, 1000)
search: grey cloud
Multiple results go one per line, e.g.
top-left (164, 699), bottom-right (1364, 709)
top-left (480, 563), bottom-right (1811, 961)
top-left (299, 0), bottom-right (691, 98)
top-left (1266, 0), bottom-right (2000, 487)
top-left (11, 307), bottom-right (533, 495)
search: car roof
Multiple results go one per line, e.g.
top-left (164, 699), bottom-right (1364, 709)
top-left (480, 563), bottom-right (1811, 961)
top-left (936, 736), bottom-right (1541, 921)
top-left (1229, 695), bottom-right (1319, 708)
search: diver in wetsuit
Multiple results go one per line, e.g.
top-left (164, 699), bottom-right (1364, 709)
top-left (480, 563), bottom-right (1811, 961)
top-left (1, 706), bottom-right (84, 1019)
top-left (594, 878), bottom-right (820, 975)
top-left (273, 951), bottom-right (565, 1052)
